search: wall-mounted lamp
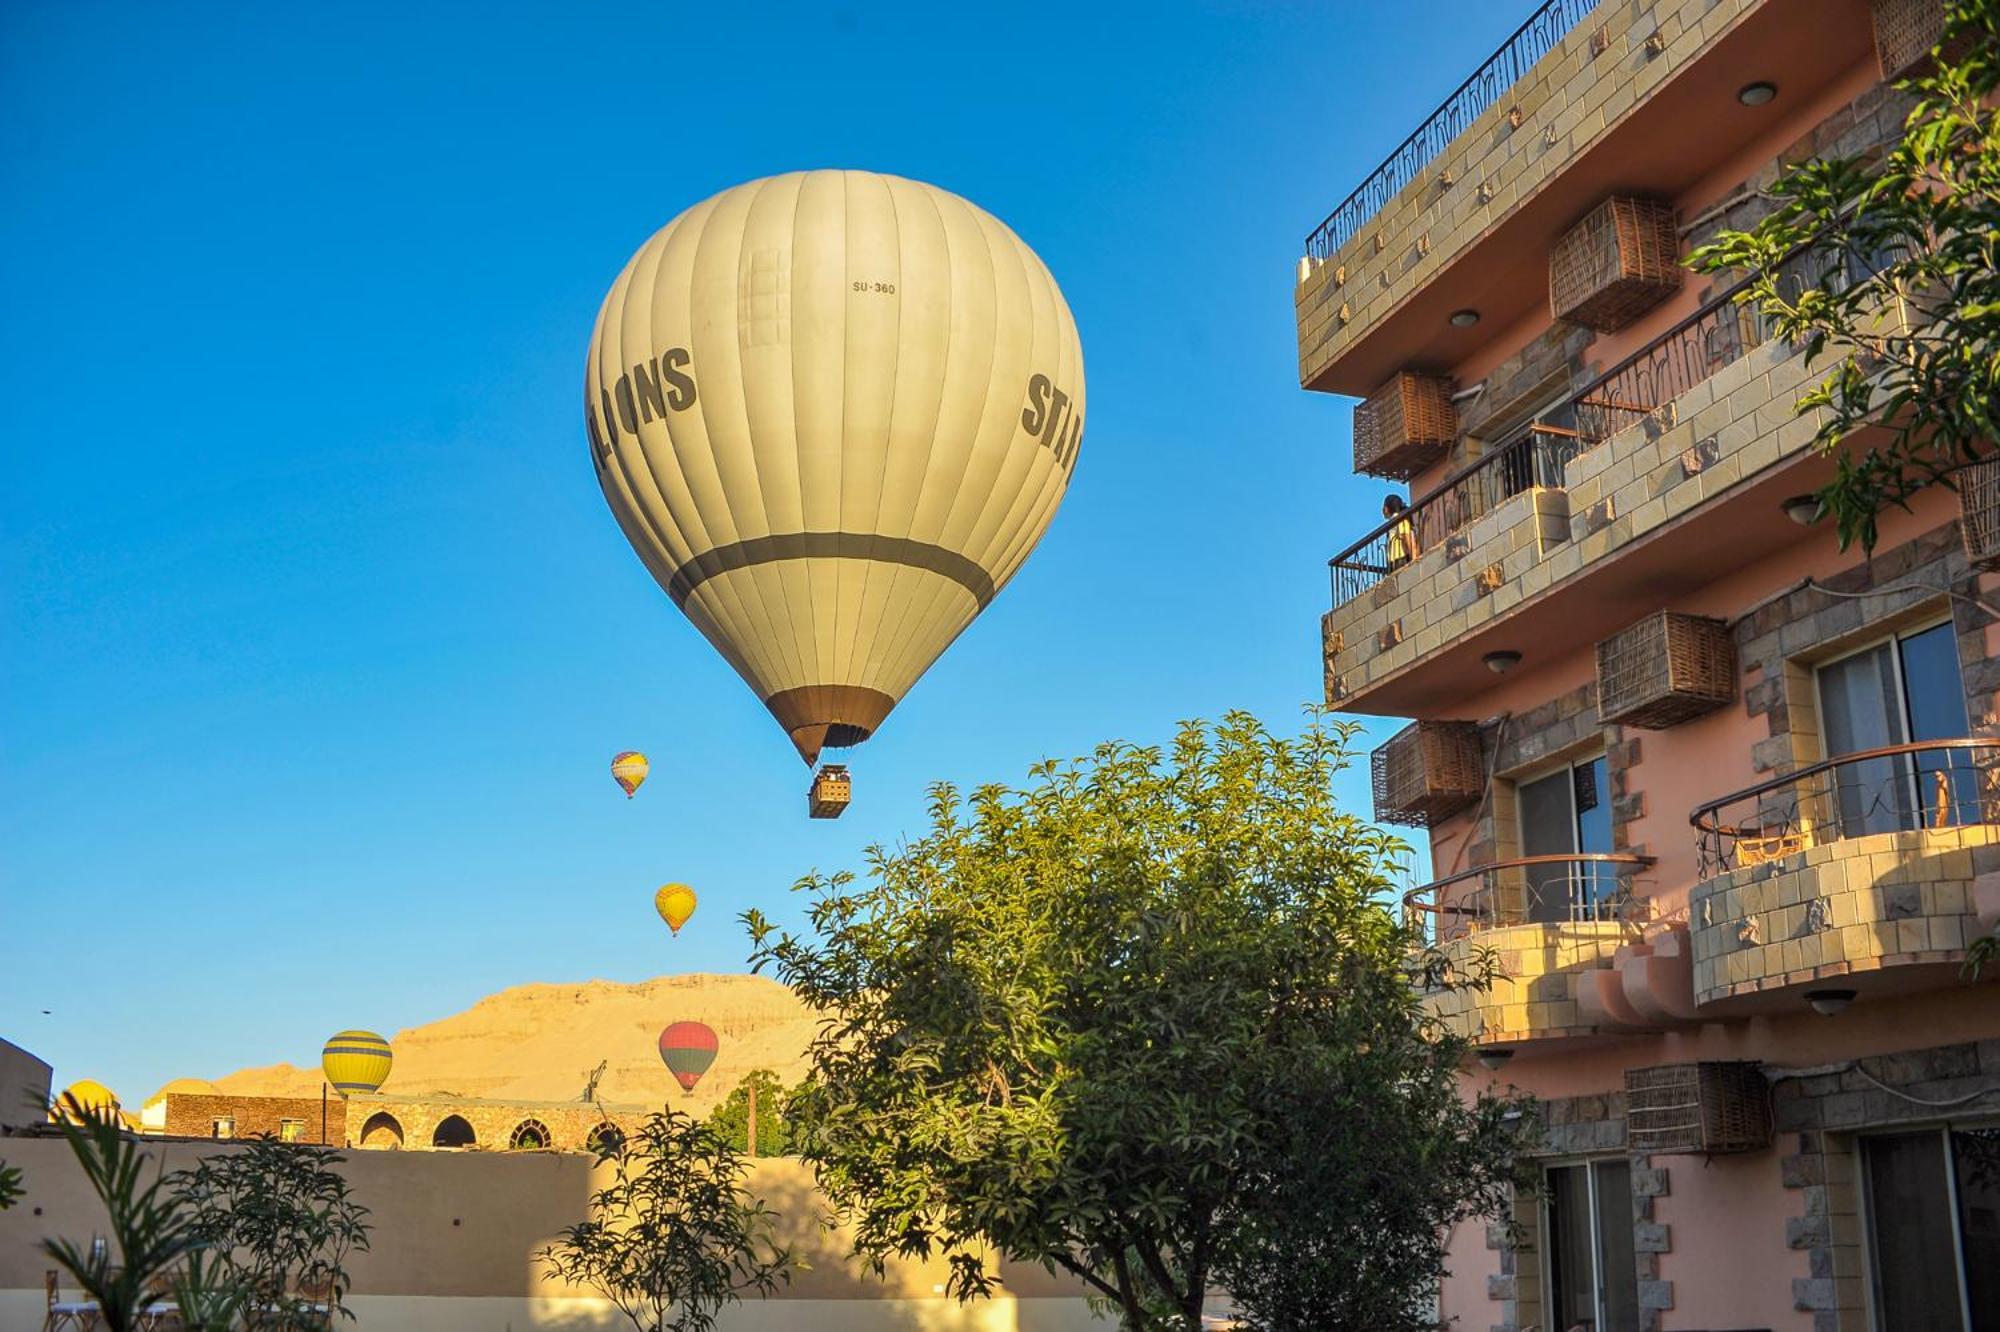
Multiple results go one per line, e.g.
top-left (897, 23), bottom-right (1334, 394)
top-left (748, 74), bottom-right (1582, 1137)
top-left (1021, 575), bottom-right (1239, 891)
top-left (1805, 988), bottom-right (1856, 1016)
top-left (1781, 494), bottom-right (1824, 527)
top-left (1476, 1048), bottom-right (1516, 1071)
top-left (1483, 650), bottom-right (1523, 675)
top-left (1738, 81), bottom-right (1778, 107)
top-left (1449, 308), bottom-right (1482, 328)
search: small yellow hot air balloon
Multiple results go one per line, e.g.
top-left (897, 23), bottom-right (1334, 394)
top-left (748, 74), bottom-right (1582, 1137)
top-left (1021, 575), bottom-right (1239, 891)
top-left (56, 1079), bottom-right (119, 1122)
top-left (321, 1031), bottom-right (393, 1096)
top-left (654, 883), bottom-right (697, 935)
top-left (612, 751), bottom-right (649, 798)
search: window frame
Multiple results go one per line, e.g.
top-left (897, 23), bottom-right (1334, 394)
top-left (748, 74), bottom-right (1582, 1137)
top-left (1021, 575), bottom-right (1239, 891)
top-left (1538, 1154), bottom-right (1638, 1332)
top-left (1512, 750), bottom-right (1613, 923)
top-left (1856, 1122), bottom-right (1996, 1332)
top-left (1813, 618), bottom-right (1965, 834)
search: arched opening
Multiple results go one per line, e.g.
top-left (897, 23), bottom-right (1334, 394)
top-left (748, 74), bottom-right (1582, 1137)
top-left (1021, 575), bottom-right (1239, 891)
top-left (359, 1112), bottom-right (404, 1150)
top-left (431, 1114), bottom-right (476, 1149)
top-left (585, 1122), bottom-right (624, 1156)
top-left (509, 1118), bottom-right (551, 1151)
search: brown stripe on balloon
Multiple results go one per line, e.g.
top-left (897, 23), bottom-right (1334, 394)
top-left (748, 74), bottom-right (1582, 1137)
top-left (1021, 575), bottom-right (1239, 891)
top-left (665, 533), bottom-right (996, 608)
top-left (764, 684), bottom-right (898, 765)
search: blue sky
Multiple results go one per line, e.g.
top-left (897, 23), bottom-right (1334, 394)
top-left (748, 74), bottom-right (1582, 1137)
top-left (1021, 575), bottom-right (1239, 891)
top-left (2, 1), bottom-right (1531, 1100)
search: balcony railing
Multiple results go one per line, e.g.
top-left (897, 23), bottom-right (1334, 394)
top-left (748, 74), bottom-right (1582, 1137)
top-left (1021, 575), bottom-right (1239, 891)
top-left (1326, 245), bottom-right (1861, 612)
top-left (1329, 425), bottom-right (1582, 607)
top-left (1401, 852), bottom-right (1655, 946)
top-left (1692, 740), bottom-right (2000, 877)
top-left (1303, 0), bottom-right (1603, 262)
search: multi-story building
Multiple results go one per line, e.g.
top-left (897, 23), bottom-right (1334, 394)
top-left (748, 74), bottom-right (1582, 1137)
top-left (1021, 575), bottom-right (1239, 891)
top-left (1300, 2), bottom-right (1999, 1329)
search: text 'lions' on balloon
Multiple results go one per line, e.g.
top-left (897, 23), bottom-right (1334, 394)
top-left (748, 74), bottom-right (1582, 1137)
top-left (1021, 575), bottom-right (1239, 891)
top-left (585, 171), bottom-right (1084, 769)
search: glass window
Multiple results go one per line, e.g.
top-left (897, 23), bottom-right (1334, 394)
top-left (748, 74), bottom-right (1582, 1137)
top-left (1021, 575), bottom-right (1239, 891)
top-left (1863, 1128), bottom-right (1998, 1331)
top-left (279, 1119), bottom-right (305, 1143)
top-left (1545, 1159), bottom-right (1639, 1331)
top-left (1519, 757), bottom-right (1613, 923)
top-left (211, 1117), bottom-right (234, 1139)
top-left (1818, 623), bottom-right (1970, 837)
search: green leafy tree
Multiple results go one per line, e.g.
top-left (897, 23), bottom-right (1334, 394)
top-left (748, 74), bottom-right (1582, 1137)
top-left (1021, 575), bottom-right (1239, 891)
top-left (706, 1070), bottom-right (787, 1157)
top-left (539, 1109), bottom-right (794, 1332)
top-left (1688, 0), bottom-right (1998, 553)
top-left (746, 711), bottom-right (1527, 1332)
top-left (172, 1136), bottom-right (372, 1329)
top-left (41, 1097), bottom-right (243, 1332)
top-left (0, 1159), bottom-right (22, 1211)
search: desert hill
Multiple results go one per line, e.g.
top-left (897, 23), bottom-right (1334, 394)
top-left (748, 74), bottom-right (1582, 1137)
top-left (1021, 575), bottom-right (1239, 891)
top-left (206, 974), bottom-right (817, 1117)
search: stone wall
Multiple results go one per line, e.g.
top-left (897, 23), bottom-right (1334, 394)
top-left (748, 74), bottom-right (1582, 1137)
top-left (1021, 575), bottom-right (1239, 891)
top-left (162, 1094), bottom-right (342, 1144)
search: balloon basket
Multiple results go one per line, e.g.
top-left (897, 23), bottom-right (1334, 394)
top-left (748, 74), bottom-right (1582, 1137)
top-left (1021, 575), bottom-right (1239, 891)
top-left (809, 764), bottom-right (852, 819)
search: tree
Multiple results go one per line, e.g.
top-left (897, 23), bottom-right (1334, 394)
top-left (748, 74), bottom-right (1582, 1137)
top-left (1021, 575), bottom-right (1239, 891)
top-left (539, 1109), bottom-right (793, 1332)
top-left (746, 711), bottom-right (1527, 1332)
top-left (172, 1136), bottom-right (372, 1329)
top-left (705, 1070), bottom-right (786, 1157)
top-left (41, 1097), bottom-right (245, 1332)
top-left (1688, 0), bottom-right (1998, 553)
top-left (0, 1159), bottom-right (21, 1211)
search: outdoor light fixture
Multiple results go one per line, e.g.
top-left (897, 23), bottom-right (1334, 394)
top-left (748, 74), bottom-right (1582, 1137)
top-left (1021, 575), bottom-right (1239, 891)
top-left (1476, 1048), bottom-right (1515, 1071)
top-left (1805, 988), bottom-right (1856, 1016)
top-left (1738, 81), bottom-right (1778, 106)
top-left (1449, 308), bottom-right (1482, 327)
top-left (1483, 650), bottom-right (1523, 674)
top-left (1781, 494), bottom-right (1824, 526)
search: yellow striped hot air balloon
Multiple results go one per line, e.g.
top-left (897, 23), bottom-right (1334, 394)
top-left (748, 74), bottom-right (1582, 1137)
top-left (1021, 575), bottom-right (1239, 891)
top-left (321, 1031), bottom-right (393, 1096)
top-left (586, 171), bottom-right (1083, 775)
top-left (611, 751), bottom-right (649, 798)
top-left (654, 883), bottom-right (697, 935)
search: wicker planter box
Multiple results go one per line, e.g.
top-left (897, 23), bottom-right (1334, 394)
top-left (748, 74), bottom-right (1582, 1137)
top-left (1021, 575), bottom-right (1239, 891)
top-left (1595, 612), bottom-right (1736, 729)
top-left (1872, 0), bottom-right (1960, 78)
top-left (1354, 372), bottom-right (1457, 481)
top-left (1962, 460), bottom-right (2000, 570)
top-left (1550, 197), bottom-right (1681, 333)
top-left (1626, 1062), bottom-right (1771, 1156)
top-left (1371, 721), bottom-right (1484, 828)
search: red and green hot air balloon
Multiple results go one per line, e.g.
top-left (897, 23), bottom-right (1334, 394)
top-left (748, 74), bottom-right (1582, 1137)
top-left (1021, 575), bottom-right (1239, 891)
top-left (657, 1021), bottom-right (718, 1094)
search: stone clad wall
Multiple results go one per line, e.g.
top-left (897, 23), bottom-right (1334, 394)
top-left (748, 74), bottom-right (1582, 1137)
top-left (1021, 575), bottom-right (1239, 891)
top-left (1295, 0), bottom-right (1761, 387)
top-left (338, 1094), bottom-right (656, 1152)
top-left (162, 1094), bottom-right (342, 1144)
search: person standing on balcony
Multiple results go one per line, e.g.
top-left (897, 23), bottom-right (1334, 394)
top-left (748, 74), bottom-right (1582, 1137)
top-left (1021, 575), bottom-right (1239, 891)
top-left (1384, 494), bottom-right (1419, 570)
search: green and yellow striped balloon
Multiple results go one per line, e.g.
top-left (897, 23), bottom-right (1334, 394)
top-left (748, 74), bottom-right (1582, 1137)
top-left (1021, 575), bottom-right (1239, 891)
top-left (321, 1030), bottom-right (393, 1096)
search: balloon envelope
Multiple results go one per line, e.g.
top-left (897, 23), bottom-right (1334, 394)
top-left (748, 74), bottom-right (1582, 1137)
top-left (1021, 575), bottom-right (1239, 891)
top-left (657, 1020), bottom-right (719, 1093)
top-left (611, 751), bottom-right (649, 797)
top-left (587, 170), bottom-right (1084, 765)
top-left (321, 1030), bottom-right (393, 1096)
top-left (654, 883), bottom-right (697, 934)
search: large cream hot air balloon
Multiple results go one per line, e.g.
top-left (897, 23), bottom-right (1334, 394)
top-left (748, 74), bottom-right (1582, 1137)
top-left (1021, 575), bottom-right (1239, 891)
top-left (586, 171), bottom-right (1084, 770)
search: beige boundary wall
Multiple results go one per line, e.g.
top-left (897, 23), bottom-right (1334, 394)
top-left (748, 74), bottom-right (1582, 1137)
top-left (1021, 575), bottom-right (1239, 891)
top-left (0, 1138), bottom-right (1103, 1330)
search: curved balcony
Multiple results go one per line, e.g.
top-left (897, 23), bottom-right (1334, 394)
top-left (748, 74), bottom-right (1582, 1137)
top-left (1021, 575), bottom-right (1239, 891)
top-left (1689, 740), bottom-right (2000, 1010)
top-left (1403, 853), bottom-right (1653, 1047)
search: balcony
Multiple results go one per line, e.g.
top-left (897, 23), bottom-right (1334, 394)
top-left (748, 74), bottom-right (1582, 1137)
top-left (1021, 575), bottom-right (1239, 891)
top-left (1404, 853), bottom-right (1654, 1046)
top-left (1688, 740), bottom-right (2000, 1010)
top-left (1295, 0), bottom-right (1878, 393)
top-left (1322, 246), bottom-right (1855, 715)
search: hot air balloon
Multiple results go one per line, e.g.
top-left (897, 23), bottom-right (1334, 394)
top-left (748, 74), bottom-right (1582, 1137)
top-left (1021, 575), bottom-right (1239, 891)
top-left (654, 883), bottom-right (697, 935)
top-left (585, 171), bottom-right (1084, 792)
top-left (611, 751), bottom-right (649, 798)
top-left (657, 1021), bottom-right (718, 1094)
top-left (56, 1079), bottom-right (119, 1122)
top-left (321, 1030), bottom-right (393, 1096)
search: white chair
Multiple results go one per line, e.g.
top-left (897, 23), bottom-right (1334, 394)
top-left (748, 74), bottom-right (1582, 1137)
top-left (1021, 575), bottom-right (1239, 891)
top-left (43, 1271), bottom-right (101, 1331)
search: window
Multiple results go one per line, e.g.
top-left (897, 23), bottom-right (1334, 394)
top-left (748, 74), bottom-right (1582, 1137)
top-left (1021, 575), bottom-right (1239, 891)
top-left (211, 1117), bottom-right (234, 1139)
top-left (1816, 622), bottom-right (1970, 837)
top-left (1518, 755), bottom-right (1614, 923)
top-left (279, 1118), bottom-right (305, 1143)
top-left (1862, 1127), bottom-right (1999, 1331)
top-left (1544, 1159), bottom-right (1639, 1332)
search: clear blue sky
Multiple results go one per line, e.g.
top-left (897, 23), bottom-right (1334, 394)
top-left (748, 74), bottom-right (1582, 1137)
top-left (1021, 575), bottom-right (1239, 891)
top-left (3, 1), bottom-right (1532, 1101)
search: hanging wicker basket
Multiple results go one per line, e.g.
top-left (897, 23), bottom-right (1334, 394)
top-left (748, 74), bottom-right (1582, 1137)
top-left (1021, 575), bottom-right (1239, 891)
top-left (1550, 197), bottom-right (1682, 333)
top-left (1626, 1062), bottom-right (1771, 1156)
top-left (1371, 721), bottom-right (1484, 827)
top-left (809, 764), bottom-right (852, 819)
top-left (1871, 0), bottom-right (1958, 79)
top-left (1595, 612), bottom-right (1737, 729)
top-left (1354, 372), bottom-right (1457, 481)
top-left (1960, 460), bottom-right (2000, 570)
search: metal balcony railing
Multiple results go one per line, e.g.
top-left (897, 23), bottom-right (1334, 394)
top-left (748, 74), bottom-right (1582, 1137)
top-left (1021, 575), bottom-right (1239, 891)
top-left (1692, 739), bottom-right (2000, 878)
top-left (1326, 245), bottom-right (1863, 613)
top-left (1303, 0), bottom-right (1604, 262)
top-left (1401, 852), bottom-right (1655, 946)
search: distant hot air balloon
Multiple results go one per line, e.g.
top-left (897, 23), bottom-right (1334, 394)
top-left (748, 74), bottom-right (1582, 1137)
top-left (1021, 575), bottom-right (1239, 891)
top-left (657, 1021), bottom-right (718, 1094)
top-left (654, 883), bottom-right (697, 935)
top-left (611, 751), bottom-right (649, 798)
top-left (56, 1079), bottom-right (119, 1122)
top-left (321, 1030), bottom-right (393, 1096)
top-left (586, 171), bottom-right (1084, 779)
